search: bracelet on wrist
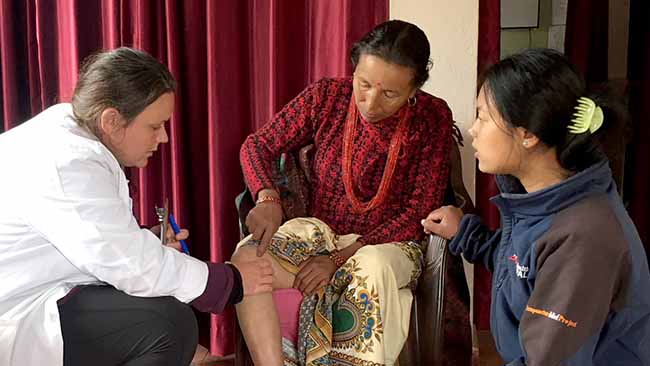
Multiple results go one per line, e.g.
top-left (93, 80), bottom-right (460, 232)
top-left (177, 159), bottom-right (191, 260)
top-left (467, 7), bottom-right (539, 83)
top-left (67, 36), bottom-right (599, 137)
top-left (329, 249), bottom-right (346, 267)
top-left (256, 195), bottom-right (281, 205)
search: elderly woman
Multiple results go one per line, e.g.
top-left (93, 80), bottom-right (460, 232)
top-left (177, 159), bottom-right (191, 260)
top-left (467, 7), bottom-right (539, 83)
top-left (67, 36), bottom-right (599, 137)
top-left (234, 20), bottom-right (454, 366)
top-left (0, 48), bottom-right (273, 366)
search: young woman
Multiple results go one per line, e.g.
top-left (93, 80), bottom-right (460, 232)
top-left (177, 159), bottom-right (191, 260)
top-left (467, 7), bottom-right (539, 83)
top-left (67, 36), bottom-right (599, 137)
top-left (423, 48), bottom-right (650, 366)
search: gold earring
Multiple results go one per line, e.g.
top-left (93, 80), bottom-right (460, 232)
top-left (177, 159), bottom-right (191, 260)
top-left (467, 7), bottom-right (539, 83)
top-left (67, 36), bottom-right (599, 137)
top-left (408, 96), bottom-right (417, 107)
top-left (523, 140), bottom-right (529, 147)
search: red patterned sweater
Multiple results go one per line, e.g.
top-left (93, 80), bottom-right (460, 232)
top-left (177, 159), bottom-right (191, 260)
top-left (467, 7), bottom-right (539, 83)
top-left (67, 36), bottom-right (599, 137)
top-left (240, 78), bottom-right (453, 244)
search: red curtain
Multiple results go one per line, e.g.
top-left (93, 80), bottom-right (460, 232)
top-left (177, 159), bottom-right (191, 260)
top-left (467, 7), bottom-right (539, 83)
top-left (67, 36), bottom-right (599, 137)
top-left (474, 0), bottom-right (501, 331)
top-left (0, 0), bottom-right (387, 356)
top-left (564, 0), bottom-right (609, 84)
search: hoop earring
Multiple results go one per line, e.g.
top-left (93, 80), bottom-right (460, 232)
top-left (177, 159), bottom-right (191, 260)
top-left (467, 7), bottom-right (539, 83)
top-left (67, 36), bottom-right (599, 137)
top-left (408, 96), bottom-right (417, 107)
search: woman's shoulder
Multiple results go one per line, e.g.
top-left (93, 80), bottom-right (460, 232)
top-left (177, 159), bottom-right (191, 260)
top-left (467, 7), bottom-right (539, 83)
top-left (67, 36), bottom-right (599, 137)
top-left (44, 111), bottom-right (120, 175)
top-left (309, 77), bottom-right (353, 96)
top-left (1, 104), bottom-right (110, 166)
top-left (539, 194), bottom-right (629, 259)
top-left (293, 78), bottom-right (352, 111)
top-left (414, 90), bottom-right (452, 116)
top-left (412, 90), bottom-right (454, 134)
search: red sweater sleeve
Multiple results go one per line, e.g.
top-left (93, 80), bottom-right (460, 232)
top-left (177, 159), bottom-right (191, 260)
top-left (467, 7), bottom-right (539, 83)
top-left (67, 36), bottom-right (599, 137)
top-left (240, 80), bottom-right (325, 198)
top-left (362, 101), bottom-right (453, 244)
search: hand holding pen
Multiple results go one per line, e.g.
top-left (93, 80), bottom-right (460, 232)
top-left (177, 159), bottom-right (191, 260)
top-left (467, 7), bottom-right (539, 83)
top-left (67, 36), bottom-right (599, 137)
top-left (168, 214), bottom-right (190, 255)
top-left (151, 220), bottom-right (190, 253)
top-left (154, 201), bottom-right (190, 254)
top-left (162, 221), bottom-right (190, 254)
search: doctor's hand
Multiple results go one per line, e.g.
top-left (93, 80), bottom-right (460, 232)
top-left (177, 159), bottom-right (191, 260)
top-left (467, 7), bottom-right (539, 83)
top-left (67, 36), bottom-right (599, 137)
top-left (150, 224), bottom-right (189, 252)
top-left (232, 259), bottom-right (274, 296)
top-left (422, 205), bottom-right (464, 240)
top-left (245, 191), bottom-right (283, 257)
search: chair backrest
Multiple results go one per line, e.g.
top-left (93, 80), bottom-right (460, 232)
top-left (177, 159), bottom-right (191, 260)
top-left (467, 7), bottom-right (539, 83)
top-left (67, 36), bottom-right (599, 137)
top-left (236, 144), bottom-right (314, 238)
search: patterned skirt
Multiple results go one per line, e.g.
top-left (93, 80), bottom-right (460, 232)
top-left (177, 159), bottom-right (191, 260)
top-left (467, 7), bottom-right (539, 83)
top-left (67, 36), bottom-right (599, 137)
top-left (238, 217), bottom-right (424, 366)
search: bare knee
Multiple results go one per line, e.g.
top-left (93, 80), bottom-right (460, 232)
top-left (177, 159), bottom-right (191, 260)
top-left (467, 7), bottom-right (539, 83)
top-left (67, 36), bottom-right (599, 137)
top-left (231, 244), bottom-right (261, 265)
top-left (231, 245), bottom-right (294, 289)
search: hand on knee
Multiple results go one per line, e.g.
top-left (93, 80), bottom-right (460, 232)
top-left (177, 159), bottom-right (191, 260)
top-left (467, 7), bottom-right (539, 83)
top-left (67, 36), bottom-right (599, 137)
top-left (232, 247), bottom-right (274, 296)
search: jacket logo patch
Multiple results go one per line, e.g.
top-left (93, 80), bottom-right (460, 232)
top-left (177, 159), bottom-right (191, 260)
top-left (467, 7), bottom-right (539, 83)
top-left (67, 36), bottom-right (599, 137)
top-left (526, 306), bottom-right (578, 328)
top-left (508, 254), bottom-right (529, 279)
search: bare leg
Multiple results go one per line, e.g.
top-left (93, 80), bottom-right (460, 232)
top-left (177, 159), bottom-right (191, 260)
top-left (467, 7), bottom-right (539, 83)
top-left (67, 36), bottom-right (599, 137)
top-left (232, 245), bottom-right (295, 366)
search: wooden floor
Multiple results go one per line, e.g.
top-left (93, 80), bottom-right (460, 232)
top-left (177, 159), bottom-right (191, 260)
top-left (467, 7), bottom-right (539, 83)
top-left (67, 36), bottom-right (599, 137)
top-left (476, 330), bottom-right (504, 366)
top-left (191, 330), bottom-right (503, 366)
top-left (191, 345), bottom-right (233, 366)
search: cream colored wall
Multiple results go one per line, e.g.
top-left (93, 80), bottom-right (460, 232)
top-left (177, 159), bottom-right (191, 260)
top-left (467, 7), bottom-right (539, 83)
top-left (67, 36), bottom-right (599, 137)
top-left (501, 0), bottom-right (553, 57)
top-left (390, 0), bottom-right (479, 203)
top-left (390, 0), bottom-right (479, 328)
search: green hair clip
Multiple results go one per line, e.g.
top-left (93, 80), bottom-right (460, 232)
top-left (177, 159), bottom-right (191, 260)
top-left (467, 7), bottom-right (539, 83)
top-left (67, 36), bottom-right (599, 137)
top-left (568, 97), bottom-right (604, 134)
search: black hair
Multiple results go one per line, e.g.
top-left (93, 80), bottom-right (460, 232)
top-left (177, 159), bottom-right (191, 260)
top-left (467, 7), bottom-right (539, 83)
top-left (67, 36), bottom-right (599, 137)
top-left (72, 47), bottom-right (176, 137)
top-left (350, 20), bottom-right (432, 88)
top-left (481, 48), bottom-right (627, 172)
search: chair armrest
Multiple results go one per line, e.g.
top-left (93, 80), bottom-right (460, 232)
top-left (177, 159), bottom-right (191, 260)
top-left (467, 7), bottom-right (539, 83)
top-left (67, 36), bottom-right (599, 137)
top-left (236, 188), bottom-right (255, 238)
top-left (449, 142), bottom-right (475, 214)
top-left (298, 144), bottom-right (314, 183)
top-left (236, 144), bottom-right (315, 239)
top-left (407, 234), bottom-right (471, 366)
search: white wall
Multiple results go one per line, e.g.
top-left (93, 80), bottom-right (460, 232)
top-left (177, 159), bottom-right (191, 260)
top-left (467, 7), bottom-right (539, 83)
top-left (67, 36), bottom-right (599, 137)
top-left (390, 0), bottom-right (479, 328)
top-left (390, 0), bottom-right (479, 202)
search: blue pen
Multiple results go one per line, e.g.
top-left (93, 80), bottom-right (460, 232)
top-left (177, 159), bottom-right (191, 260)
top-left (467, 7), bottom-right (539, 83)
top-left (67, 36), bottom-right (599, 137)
top-left (168, 213), bottom-right (190, 255)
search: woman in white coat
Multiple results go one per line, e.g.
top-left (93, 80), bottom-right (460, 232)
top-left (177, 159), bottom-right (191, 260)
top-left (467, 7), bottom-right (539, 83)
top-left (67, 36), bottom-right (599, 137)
top-left (0, 48), bottom-right (274, 366)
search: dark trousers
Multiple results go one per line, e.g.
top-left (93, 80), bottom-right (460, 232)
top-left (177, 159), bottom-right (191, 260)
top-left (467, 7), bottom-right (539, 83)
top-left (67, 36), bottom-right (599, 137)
top-left (58, 285), bottom-right (198, 366)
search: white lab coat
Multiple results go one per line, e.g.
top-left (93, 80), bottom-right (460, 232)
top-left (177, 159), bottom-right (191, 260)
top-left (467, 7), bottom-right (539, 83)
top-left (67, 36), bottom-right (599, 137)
top-left (0, 104), bottom-right (208, 365)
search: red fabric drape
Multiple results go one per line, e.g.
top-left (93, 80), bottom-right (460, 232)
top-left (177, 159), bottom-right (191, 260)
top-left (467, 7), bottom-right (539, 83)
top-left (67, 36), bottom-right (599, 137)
top-left (564, 0), bottom-right (609, 84)
top-left (474, 0), bottom-right (501, 331)
top-left (627, 0), bottom-right (650, 264)
top-left (0, 0), bottom-right (387, 356)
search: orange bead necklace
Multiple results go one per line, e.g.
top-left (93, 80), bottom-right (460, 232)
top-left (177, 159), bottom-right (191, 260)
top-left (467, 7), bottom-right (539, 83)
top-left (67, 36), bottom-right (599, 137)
top-left (342, 95), bottom-right (411, 213)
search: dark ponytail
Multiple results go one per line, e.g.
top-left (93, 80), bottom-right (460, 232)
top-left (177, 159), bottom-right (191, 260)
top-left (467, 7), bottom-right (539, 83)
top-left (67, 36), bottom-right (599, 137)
top-left (556, 88), bottom-right (628, 172)
top-left (481, 48), bottom-right (627, 172)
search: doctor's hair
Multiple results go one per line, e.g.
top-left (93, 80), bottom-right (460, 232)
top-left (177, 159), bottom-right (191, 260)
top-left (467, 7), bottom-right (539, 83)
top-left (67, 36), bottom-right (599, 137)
top-left (350, 20), bottom-right (432, 88)
top-left (480, 48), bottom-right (627, 172)
top-left (71, 47), bottom-right (176, 137)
